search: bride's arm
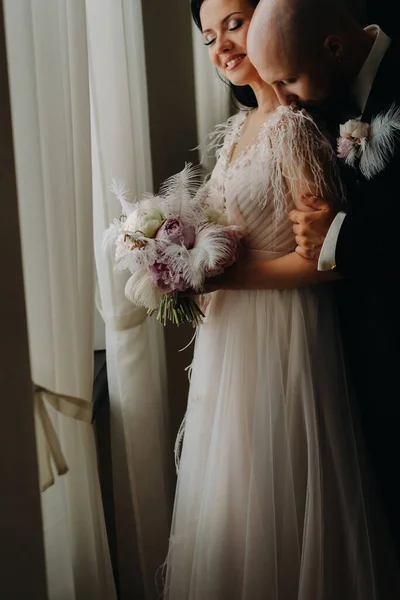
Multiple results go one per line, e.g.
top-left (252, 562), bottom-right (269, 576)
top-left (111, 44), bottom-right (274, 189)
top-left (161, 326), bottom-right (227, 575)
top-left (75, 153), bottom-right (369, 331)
top-left (204, 251), bottom-right (339, 292)
top-left (205, 204), bottom-right (341, 292)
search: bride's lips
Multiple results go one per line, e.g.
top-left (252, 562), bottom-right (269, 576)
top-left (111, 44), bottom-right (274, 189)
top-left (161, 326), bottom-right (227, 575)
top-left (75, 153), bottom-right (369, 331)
top-left (225, 54), bottom-right (246, 72)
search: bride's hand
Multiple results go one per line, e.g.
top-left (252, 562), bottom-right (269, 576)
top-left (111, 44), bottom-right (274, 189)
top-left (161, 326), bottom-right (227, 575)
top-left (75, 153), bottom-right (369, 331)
top-left (202, 260), bottom-right (247, 292)
top-left (181, 256), bottom-right (249, 297)
top-left (179, 264), bottom-right (241, 298)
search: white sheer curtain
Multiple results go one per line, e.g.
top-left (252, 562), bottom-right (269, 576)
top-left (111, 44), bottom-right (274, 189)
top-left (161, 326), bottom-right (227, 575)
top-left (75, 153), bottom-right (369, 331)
top-left (192, 22), bottom-right (231, 169)
top-left (86, 1), bottom-right (172, 598)
top-left (3, 1), bottom-right (116, 598)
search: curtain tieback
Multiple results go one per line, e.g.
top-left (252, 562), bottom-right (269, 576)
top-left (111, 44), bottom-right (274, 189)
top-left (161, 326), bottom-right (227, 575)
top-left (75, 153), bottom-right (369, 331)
top-left (33, 384), bottom-right (92, 492)
top-left (95, 285), bottom-right (148, 330)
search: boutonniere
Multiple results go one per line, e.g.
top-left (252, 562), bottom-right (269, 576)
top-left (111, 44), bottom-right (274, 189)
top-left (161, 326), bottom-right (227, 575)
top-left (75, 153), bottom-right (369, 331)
top-left (337, 104), bottom-right (400, 180)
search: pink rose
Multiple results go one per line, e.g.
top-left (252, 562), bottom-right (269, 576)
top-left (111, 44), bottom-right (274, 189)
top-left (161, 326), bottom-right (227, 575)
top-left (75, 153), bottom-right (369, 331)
top-left (155, 218), bottom-right (196, 249)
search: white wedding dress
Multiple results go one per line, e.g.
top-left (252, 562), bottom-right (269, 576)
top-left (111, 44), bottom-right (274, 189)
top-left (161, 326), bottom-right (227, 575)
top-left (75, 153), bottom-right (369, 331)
top-left (162, 107), bottom-right (395, 599)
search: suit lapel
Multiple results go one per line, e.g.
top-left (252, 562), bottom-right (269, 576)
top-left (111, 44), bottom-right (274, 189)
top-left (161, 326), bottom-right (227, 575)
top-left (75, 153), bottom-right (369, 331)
top-left (361, 42), bottom-right (400, 122)
top-left (327, 44), bottom-right (400, 202)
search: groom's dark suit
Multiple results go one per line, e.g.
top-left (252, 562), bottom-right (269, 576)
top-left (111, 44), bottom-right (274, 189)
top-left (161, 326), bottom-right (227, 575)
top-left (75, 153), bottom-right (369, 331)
top-left (333, 40), bottom-right (400, 556)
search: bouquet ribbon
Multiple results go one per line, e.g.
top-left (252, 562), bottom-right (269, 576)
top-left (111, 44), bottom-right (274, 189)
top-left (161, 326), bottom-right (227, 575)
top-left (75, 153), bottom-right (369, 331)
top-left (33, 384), bottom-right (92, 492)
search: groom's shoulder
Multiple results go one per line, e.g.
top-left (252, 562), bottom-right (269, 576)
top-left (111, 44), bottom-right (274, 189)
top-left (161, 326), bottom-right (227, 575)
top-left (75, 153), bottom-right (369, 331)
top-left (382, 41), bottom-right (400, 93)
top-left (362, 43), bottom-right (400, 183)
top-left (371, 42), bottom-right (400, 106)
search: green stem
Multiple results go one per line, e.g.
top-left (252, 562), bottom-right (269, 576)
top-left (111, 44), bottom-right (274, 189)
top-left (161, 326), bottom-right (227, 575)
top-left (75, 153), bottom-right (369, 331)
top-left (153, 293), bottom-right (205, 327)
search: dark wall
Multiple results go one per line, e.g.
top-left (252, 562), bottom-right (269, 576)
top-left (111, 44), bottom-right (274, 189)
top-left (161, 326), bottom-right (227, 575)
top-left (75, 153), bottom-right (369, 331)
top-left (141, 1), bottom-right (198, 455)
top-left (366, 0), bottom-right (397, 39)
top-left (344, 0), bottom-right (396, 39)
top-left (346, 0), bottom-right (367, 23)
top-left (141, 1), bottom-right (198, 189)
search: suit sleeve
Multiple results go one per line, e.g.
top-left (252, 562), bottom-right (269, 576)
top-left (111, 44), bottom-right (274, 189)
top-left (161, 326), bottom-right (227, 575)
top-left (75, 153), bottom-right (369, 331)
top-left (335, 148), bottom-right (400, 277)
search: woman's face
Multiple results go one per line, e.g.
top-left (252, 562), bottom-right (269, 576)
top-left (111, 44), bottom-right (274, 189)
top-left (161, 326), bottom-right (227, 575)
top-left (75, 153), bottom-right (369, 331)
top-left (200, 0), bottom-right (261, 87)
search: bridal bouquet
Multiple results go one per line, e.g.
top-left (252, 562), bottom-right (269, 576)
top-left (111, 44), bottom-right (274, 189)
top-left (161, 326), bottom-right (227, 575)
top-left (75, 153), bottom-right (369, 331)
top-left (103, 164), bottom-right (243, 326)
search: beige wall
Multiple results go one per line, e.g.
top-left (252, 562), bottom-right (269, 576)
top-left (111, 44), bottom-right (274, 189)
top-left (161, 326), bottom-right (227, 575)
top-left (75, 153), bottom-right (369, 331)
top-left (142, 1), bottom-right (199, 447)
top-left (0, 4), bottom-right (48, 597)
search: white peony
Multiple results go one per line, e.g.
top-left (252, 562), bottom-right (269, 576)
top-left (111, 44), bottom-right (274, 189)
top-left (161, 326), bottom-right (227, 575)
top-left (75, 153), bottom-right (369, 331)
top-left (122, 208), bottom-right (164, 238)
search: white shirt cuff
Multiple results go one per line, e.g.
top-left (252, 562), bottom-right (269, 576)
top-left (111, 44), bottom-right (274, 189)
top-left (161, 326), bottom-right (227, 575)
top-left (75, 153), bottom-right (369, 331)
top-left (318, 212), bottom-right (347, 271)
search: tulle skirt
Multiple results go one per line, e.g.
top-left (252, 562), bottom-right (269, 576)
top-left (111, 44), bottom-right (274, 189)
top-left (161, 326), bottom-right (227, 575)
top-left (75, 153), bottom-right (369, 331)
top-left (163, 283), bottom-right (397, 599)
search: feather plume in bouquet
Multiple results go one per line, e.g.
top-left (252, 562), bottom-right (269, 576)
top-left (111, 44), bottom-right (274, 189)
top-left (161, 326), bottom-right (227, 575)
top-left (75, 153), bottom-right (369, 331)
top-left (102, 163), bottom-right (244, 326)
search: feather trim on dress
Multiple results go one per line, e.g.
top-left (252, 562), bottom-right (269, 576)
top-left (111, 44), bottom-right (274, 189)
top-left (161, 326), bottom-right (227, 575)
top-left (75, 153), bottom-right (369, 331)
top-left (202, 106), bottom-right (344, 224)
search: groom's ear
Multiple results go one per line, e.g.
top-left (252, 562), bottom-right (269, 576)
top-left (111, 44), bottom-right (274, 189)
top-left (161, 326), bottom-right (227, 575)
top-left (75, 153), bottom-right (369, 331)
top-left (323, 35), bottom-right (345, 62)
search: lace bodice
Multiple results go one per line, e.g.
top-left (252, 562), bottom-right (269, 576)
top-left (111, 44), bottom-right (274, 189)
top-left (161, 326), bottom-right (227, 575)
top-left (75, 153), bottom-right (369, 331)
top-left (202, 106), bottom-right (340, 256)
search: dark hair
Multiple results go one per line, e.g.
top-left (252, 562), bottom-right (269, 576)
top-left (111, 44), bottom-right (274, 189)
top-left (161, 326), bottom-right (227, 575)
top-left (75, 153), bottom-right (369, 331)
top-left (190, 0), bottom-right (260, 109)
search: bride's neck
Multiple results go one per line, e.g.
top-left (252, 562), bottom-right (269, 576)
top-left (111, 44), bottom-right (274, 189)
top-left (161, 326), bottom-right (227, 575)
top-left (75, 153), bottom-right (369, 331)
top-left (251, 80), bottom-right (280, 114)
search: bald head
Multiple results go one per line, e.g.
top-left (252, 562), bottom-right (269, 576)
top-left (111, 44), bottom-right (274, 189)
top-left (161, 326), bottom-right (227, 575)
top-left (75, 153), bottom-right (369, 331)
top-left (247, 0), bottom-right (373, 113)
top-left (248, 0), bottom-right (354, 72)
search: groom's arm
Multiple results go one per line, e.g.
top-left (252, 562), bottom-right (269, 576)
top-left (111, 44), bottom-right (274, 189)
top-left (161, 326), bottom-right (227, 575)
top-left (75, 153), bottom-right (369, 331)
top-left (291, 150), bottom-right (400, 278)
top-left (334, 179), bottom-right (398, 278)
top-left (332, 149), bottom-right (399, 278)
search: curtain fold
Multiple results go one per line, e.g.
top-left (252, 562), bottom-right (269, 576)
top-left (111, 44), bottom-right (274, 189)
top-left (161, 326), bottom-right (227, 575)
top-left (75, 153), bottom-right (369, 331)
top-left (86, 1), bottom-right (173, 598)
top-left (3, 1), bottom-right (116, 598)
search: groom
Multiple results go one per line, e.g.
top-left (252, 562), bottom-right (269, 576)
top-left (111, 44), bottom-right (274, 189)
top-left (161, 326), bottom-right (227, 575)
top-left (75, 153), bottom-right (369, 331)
top-left (248, 0), bottom-right (400, 557)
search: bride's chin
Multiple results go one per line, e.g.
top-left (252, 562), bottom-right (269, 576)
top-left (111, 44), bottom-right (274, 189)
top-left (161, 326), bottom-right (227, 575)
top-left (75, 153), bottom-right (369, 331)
top-left (218, 67), bottom-right (250, 87)
top-left (225, 74), bottom-right (251, 87)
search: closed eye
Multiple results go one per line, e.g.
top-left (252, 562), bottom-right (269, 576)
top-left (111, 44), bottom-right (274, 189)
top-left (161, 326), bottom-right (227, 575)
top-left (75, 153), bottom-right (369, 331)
top-left (203, 18), bottom-right (244, 46)
top-left (228, 20), bottom-right (243, 32)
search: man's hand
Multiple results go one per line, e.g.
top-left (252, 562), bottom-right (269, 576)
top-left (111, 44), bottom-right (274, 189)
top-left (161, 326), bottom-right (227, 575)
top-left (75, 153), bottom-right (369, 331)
top-left (288, 194), bottom-right (338, 260)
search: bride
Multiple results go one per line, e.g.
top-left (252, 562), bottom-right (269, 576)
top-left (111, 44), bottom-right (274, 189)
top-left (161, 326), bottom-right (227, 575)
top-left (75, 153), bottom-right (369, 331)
top-left (162, 0), bottom-right (399, 598)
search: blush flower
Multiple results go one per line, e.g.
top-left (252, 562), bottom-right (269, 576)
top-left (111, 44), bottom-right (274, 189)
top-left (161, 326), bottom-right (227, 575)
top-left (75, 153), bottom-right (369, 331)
top-left (337, 119), bottom-right (371, 163)
top-left (155, 218), bottom-right (196, 249)
top-left (150, 255), bottom-right (188, 293)
top-left (339, 119), bottom-right (370, 141)
top-left (337, 136), bottom-right (357, 160)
